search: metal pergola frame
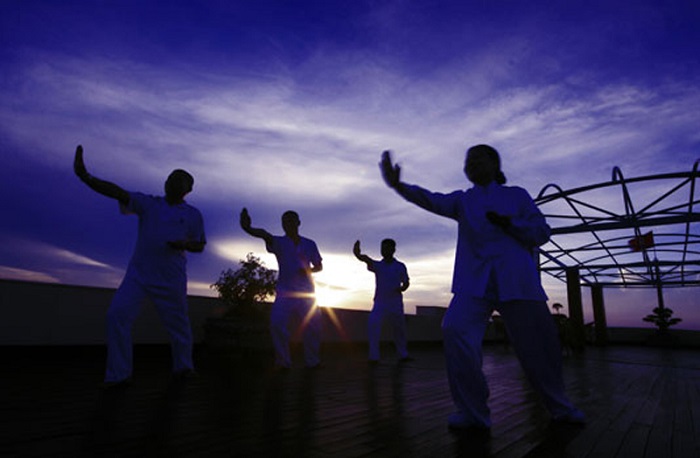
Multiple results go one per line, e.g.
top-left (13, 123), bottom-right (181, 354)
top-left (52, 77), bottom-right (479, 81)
top-left (535, 160), bottom-right (700, 290)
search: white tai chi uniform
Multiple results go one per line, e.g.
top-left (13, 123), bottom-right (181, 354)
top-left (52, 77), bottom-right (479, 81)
top-left (105, 192), bottom-right (205, 383)
top-left (397, 181), bottom-right (577, 428)
top-left (366, 259), bottom-right (410, 361)
top-left (266, 235), bottom-right (323, 368)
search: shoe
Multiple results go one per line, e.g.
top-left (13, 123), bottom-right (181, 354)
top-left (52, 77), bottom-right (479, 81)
top-left (368, 359), bottom-right (379, 366)
top-left (305, 362), bottom-right (324, 370)
top-left (102, 378), bottom-right (132, 390)
top-left (173, 369), bottom-right (198, 380)
top-left (552, 408), bottom-right (586, 426)
top-left (447, 413), bottom-right (491, 434)
top-left (398, 356), bottom-right (414, 363)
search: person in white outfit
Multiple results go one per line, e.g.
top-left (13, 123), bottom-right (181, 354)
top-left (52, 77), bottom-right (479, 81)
top-left (379, 145), bottom-right (584, 432)
top-left (73, 145), bottom-right (206, 388)
top-left (353, 239), bottom-right (411, 364)
top-left (240, 208), bottom-right (323, 369)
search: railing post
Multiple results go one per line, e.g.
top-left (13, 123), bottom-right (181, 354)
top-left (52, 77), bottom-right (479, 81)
top-left (566, 267), bottom-right (585, 350)
top-left (591, 284), bottom-right (608, 346)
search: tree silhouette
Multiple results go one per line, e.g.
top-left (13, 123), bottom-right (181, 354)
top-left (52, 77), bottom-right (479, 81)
top-left (642, 306), bottom-right (682, 333)
top-left (211, 253), bottom-right (277, 317)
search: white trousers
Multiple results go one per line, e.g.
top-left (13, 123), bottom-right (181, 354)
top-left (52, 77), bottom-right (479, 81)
top-left (368, 301), bottom-right (409, 360)
top-left (442, 292), bottom-right (576, 428)
top-left (105, 272), bottom-right (194, 382)
top-left (270, 295), bottom-right (321, 368)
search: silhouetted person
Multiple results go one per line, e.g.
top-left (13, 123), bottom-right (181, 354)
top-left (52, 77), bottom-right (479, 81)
top-left (240, 208), bottom-right (323, 369)
top-left (379, 145), bottom-right (584, 431)
top-left (73, 145), bottom-right (205, 387)
top-left (353, 239), bottom-right (411, 363)
top-left (551, 304), bottom-right (581, 355)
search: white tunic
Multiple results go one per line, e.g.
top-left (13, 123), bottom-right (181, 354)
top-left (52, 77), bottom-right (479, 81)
top-left (267, 235), bottom-right (322, 297)
top-left (398, 181), bottom-right (549, 301)
top-left (368, 259), bottom-right (409, 306)
top-left (120, 192), bottom-right (206, 286)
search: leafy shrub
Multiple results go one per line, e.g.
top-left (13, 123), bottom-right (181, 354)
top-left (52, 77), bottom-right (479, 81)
top-left (211, 253), bottom-right (277, 317)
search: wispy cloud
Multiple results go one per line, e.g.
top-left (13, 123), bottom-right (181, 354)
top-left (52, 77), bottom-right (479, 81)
top-left (0, 235), bottom-right (122, 286)
top-left (0, 266), bottom-right (60, 283)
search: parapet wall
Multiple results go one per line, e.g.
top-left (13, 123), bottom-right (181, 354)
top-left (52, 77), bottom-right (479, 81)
top-left (0, 280), bottom-right (217, 345)
top-left (7, 280), bottom-right (692, 347)
top-left (0, 280), bottom-right (444, 345)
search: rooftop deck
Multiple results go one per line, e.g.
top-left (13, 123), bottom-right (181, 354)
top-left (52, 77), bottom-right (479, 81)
top-left (2, 342), bottom-right (700, 457)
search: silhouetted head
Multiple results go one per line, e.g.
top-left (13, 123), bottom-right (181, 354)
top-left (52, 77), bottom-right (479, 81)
top-left (464, 144), bottom-right (507, 186)
top-left (380, 238), bottom-right (396, 259)
top-left (165, 169), bottom-right (194, 202)
top-left (281, 210), bottom-right (300, 236)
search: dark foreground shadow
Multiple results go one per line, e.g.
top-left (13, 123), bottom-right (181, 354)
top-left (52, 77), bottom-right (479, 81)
top-left (82, 376), bottom-right (198, 457)
top-left (522, 422), bottom-right (585, 457)
top-left (452, 428), bottom-right (492, 458)
top-left (262, 367), bottom-right (319, 457)
top-left (82, 384), bottom-right (129, 457)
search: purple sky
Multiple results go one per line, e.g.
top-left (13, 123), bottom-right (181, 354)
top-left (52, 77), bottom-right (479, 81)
top-left (2, 0), bottom-right (700, 328)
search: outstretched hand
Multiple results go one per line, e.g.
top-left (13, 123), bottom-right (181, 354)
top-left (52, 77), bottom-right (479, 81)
top-left (73, 145), bottom-right (89, 180)
top-left (353, 240), bottom-right (361, 256)
top-left (486, 211), bottom-right (511, 229)
top-left (167, 239), bottom-right (205, 253)
top-left (239, 208), bottom-right (252, 230)
top-left (167, 240), bottom-right (186, 251)
top-left (71, 144), bottom-right (130, 204)
top-left (380, 150), bottom-right (401, 189)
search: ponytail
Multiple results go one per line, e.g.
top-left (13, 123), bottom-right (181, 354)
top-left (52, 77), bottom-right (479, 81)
top-left (495, 170), bottom-right (507, 184)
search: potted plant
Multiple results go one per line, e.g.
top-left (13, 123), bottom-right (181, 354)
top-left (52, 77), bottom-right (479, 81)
top-left (642, 306), bottom-right (682, 346)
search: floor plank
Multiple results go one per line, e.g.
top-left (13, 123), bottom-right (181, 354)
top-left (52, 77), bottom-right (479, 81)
top-left (1, 343), bottom-right (700, 457)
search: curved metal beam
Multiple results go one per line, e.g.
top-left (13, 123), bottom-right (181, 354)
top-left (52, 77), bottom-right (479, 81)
top-left (536, 160), bottom-right (700, 290)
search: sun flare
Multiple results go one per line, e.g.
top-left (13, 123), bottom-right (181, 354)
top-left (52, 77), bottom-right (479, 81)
top-left (314, 284), bottom-right (346, 308)
top-left (312, 253), bottom-right (371, 309)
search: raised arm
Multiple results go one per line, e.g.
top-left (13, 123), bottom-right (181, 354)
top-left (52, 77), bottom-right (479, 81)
top-left (74, 145), bottom-right (130, 206)
top-left (353, 240), bottom-right (373, 266)
top-left (239, 208), bottom-right (273, 245)
top-left (379, 150), bottom-right (460, 219)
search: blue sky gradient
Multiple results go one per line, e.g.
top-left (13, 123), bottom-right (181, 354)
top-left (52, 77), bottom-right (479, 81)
top-left (2, 0), bottom-right (700, 328)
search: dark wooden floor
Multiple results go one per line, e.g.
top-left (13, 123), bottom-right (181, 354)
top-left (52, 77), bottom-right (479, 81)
top-left (2, 342), bottom-right (700, 457)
